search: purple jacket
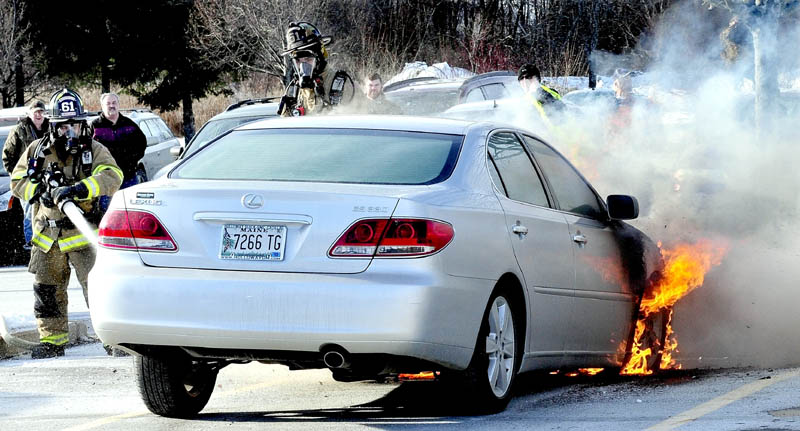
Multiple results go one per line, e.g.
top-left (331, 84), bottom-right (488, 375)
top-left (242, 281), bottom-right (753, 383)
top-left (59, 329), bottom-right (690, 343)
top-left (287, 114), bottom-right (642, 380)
top-left (90, 113), bottom-right (146, 181)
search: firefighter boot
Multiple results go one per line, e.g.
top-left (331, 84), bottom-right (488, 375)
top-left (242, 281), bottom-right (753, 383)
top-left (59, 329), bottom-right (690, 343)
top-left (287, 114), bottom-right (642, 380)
top-left (30, 343), bottom-right (65, 359)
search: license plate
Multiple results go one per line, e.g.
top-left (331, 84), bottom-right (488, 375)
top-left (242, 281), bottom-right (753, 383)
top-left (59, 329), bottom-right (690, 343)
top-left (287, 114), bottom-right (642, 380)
top-left (219, 224), bottom-right (286, 261)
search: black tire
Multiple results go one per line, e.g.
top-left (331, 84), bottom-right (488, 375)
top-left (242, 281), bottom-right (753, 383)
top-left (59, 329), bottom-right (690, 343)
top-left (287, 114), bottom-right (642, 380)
top-left (455, 289), bottom-right (521, 413)
top-left (135, 355), bottom-right (218, 418)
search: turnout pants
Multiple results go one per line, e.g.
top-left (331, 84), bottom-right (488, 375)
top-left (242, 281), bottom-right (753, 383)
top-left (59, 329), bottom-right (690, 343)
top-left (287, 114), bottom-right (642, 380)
top-left (28, 245), bottom-right (96, 345)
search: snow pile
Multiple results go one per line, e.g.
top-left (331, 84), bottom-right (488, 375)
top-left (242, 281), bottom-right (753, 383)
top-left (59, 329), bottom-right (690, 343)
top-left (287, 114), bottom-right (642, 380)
top-left (384, 61), bottom-right (474, 86)
top-left (2, 313), bottom-right (36, 332)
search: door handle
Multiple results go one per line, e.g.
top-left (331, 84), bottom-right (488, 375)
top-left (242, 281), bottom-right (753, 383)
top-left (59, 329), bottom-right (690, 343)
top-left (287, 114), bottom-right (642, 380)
top-left (573, 234), bottom-right (587, 244)
top-left (511, 224), bottom-right (528, 235)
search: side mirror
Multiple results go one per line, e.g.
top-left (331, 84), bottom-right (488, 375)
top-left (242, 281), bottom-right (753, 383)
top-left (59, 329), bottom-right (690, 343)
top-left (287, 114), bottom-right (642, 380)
top-left (169, 146), bottom-right (183, 158)
top-left (607, 195), bottom-right (639, 220)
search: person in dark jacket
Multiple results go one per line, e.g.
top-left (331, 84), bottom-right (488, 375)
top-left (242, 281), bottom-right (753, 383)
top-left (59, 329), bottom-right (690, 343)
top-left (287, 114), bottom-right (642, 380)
top-left (361, 73), bottom-right (399, 114)
top-left (2, 100), bottom-right (50, 249)
top-left (89, 92), bottom-right (146, 213)
top-left (517, 63), bottom-right (564, 127)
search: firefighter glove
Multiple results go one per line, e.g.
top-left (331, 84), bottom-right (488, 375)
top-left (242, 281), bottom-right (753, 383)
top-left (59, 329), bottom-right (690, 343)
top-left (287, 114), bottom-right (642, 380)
top-left (52, 182), bottom-right (88, 206)
top-left (27, 158), bottom-right (43, 183)
top-left (39, 191), bottom-right (56, 208)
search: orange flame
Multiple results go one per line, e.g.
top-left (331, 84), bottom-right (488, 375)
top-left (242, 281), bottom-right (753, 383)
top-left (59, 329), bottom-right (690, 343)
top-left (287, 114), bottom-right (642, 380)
top-left (621, 239), bottom-right (728, 375)
top-left (397, 371), bottom-right (437, 381)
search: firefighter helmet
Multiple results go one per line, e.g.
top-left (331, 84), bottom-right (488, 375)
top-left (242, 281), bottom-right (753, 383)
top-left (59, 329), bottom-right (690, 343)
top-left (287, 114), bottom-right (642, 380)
top-left (48, 88), bottom-right (88, 123)
top-left (281, 22), bottom-right (332, 57)
top-left (48, 88), bottom-right (90, 146)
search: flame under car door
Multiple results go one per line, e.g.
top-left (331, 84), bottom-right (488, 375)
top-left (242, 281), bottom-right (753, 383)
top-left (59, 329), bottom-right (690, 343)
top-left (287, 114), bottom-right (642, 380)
top-left (524, 135), bottom-right (636, 361)
top-left (487, 132), bottom-right (575, 363)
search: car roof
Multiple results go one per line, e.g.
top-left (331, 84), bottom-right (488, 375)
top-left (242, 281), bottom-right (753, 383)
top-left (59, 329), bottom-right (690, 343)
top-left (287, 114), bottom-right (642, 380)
top-left (383, 78), bottom-right (466, 93)
top-left (208, 101), bottom-right (280, 121)
top-left (120, 109), bottom-right (160, 120)
top-left (460, 71), bottom-right (516, 87)
top-left (239, 114), bottom-right (474, 135)
top-left (0, 106), bottom-right (29, 126)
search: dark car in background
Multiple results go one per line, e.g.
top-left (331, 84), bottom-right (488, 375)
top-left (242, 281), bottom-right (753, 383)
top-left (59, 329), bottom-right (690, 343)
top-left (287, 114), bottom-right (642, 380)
top-left (457, 71), bottom-right (521, 103)
top-left (383, 72), bottom-right (524, 116)
top-left (0, 125), bottom-right (27, 265)
top-left (383, 77), bottom-right (466, 115)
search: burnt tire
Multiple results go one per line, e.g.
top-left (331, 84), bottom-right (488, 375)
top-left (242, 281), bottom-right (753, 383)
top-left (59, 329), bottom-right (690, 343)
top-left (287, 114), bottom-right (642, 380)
top-left (455, 290), bottom-right (520, 414)
top-left (135, 355), bottom-right (218, 418)
top-left (643, 308), bottom-right (670, 371)
top-left (623, 307), bottom-right (670, 374)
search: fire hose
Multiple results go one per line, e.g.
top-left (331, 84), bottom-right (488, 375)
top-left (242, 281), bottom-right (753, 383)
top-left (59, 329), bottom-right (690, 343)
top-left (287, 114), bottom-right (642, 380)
top-left (59, 200), bottom-right (99, 246)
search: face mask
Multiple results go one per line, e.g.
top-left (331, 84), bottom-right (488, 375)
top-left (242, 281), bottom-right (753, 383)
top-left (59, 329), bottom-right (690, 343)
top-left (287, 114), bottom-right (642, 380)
top-left (293, 57), bottom-right (316, 88)
top-left (58, 124), bottom-right (82, 154)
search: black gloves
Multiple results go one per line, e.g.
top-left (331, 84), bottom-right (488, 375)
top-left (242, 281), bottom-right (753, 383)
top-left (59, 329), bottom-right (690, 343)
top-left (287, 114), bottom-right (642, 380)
top-left (52, 182), bottom-right (89, 207)
top-left (27, 158), bottom-right (44, 183)
top-left (39, 191), bottom-right (55, 208)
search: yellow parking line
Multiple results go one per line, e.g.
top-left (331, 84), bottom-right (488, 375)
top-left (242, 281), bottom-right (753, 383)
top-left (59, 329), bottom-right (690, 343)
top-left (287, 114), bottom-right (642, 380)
top-left (647, 368), bottom-right (800, 431)
top-left (64, 373), bottom-right (298, 430)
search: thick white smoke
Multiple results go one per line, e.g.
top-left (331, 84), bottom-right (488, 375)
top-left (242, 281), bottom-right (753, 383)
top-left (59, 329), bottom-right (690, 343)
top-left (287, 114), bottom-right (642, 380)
top-left (567, 1), bottom-right (800, 368)
top-left (442, 0), bottom-right (800, 368)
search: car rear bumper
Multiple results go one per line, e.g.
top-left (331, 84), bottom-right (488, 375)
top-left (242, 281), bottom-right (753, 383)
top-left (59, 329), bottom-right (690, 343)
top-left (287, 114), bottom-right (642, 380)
top-left (89, 250), bottom-right (493, 370)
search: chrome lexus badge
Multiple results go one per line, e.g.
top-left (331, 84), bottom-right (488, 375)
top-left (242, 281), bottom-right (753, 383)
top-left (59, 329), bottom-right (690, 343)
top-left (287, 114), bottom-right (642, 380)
top-left (242, 193), bottom-right (264, 209)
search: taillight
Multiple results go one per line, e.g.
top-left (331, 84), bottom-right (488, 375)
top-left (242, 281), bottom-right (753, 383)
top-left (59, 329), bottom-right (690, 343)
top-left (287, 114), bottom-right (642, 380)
top-left (329, 218), bottom-right (453, 258)
top-left (98, 209), bottom-right (177, 251)
top-left (328, 219), bottom-right (389, 257)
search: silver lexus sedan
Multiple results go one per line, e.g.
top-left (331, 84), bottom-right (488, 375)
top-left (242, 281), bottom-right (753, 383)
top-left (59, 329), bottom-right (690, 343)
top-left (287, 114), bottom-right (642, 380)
top-left (89, 115), bottom-right (660, 417)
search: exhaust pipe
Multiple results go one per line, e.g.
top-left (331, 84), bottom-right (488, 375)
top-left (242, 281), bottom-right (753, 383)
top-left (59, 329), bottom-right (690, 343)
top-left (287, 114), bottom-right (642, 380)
top-left (322, 347), bottom-right (351, 369)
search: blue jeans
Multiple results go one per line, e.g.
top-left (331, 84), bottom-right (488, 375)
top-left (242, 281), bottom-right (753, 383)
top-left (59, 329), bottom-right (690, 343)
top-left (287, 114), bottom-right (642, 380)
top-left (22, 199), bottom-right (33, 243)
top-left (99, 177), bottom-right (140, 213)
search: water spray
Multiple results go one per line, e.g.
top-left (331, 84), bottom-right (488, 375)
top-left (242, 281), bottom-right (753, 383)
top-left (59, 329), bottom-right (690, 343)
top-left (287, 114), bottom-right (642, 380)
top-left (58, 200), bottom-right (99, 247)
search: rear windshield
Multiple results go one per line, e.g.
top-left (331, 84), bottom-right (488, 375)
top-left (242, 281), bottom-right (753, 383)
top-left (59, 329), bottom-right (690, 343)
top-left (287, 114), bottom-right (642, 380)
top-left (173, 128), bottom-right (463, 185)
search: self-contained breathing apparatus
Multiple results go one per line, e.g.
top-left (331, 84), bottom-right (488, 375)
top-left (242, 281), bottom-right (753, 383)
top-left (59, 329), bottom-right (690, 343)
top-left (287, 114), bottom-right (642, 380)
top-left (27, 134), bottom-right (94, 217)
top-left (25, 88), bottom-right (99, 223)
top-left (278, 22), bottom-right (355, 116)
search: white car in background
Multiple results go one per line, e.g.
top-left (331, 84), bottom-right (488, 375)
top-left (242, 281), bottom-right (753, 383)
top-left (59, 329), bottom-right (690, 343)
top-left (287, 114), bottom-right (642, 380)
top-left (153, 99), bottom-right (280, 179)
top-left (90, 115), bottom-right (661, 417)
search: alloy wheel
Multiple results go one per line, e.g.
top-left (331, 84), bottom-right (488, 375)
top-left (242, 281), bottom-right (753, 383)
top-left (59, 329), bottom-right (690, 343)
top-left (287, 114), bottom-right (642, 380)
top-left (486, 295), bottom-right (515, 397)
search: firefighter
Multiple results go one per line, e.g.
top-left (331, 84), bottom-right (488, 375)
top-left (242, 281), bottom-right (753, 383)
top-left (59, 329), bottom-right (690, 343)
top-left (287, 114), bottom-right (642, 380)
top-left (10, 88), bottom-right (123, 359)
top-left (517, 63), bottom-right (564, 127)
top-left (278, 21), bottom-right (353, 116)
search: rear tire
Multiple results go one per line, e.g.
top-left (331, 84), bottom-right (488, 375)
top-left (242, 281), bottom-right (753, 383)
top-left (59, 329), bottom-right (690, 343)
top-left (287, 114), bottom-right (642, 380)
top-left (135, 355), bottom-right (218, 418)
top-left (455, 290), bottom-right (520, 413)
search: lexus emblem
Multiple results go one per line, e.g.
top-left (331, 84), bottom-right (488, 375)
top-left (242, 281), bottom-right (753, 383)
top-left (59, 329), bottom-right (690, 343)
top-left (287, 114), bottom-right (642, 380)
top-left (242, 193), bottom-right (264, 209)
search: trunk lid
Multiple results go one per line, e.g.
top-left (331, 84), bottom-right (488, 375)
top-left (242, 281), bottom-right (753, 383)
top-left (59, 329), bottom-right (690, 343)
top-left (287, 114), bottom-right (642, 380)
top-left (126, 180), bottom-right (401, 273)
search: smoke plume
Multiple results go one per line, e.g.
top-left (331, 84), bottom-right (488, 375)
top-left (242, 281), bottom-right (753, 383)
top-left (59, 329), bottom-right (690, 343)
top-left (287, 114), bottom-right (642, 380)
top-left (561, 0), bottom-right (800, 368)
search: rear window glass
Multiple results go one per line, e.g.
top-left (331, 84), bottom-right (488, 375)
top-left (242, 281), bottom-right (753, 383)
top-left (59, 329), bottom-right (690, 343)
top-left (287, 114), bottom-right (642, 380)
top-left (174, 129), bottom-right (463, 185)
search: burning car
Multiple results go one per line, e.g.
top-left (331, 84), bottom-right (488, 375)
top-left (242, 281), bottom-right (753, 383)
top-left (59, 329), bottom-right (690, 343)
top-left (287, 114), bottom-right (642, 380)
top-left (90, 115), bottom-right (664, 417)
